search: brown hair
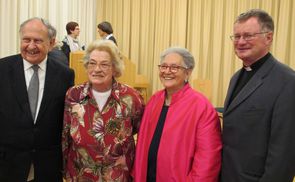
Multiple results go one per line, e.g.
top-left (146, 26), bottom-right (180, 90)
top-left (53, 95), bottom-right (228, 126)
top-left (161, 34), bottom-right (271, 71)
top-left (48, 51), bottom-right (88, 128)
top-left (235, 9), bottom-right (274, 32)
top-left (97, 21), bottom-right (113, 34)
top-left (66, 21), bottom-right (79, 35)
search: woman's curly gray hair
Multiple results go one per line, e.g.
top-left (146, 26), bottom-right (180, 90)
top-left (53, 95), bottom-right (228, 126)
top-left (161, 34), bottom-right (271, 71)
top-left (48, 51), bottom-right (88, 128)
top-left (83, 40), bottom-right (124, 77)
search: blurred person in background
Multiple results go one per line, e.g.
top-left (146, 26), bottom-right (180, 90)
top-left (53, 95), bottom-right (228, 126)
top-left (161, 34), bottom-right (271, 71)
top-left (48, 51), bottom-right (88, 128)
top-left (48, 24), bottom-right (69, 66)
top-left (97, 21), bottom-right (117, 45)
top-left (61, 21), bottom-right (85, 60)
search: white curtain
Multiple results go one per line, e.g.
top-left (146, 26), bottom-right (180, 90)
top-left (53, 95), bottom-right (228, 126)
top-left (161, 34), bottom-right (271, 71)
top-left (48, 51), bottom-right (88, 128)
top-left (96, 0), bottom-right (295, 106)
top-left (1, 0), bottom-right (295, 107)
top-left (0, 0), bottom-right (96, 58)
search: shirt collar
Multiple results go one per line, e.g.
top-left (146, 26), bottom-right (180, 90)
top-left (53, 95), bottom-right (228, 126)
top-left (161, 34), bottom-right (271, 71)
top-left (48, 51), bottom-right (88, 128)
top-left (23, 56), bottom-right (48, 71)
top-left (81, 79), bottom-right (121, 103)
top-left (164, 83), bottom-right (191, 105)
top-left (243, 65), bottom-right (252, 71)
top-left (243, 52), bottom-right (270, 72)
top-left (106, 34), bottom-right (113, 40)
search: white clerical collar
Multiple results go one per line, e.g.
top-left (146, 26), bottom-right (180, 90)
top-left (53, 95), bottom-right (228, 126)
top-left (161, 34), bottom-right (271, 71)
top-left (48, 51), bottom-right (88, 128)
top-left (243, 65), bottom-right (252, 72)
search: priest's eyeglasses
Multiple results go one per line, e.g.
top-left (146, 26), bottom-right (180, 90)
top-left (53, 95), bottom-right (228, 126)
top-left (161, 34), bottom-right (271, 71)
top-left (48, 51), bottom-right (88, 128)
top-left (230, 32), bottom-right (269, 41)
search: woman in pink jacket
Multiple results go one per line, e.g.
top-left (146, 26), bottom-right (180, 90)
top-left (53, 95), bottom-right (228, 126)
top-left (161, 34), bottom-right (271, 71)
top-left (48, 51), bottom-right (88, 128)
top-left (133, 47), bottom-right (222, 182)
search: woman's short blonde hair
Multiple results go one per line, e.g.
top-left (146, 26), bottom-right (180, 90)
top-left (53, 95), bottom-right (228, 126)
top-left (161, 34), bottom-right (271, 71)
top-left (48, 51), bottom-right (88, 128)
top-left (83, 40), bottom-right (123, 77)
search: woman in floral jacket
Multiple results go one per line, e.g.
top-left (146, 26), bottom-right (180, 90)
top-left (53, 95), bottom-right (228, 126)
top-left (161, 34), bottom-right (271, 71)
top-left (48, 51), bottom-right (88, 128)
top-left (62, 40), bottom-right (144, 181)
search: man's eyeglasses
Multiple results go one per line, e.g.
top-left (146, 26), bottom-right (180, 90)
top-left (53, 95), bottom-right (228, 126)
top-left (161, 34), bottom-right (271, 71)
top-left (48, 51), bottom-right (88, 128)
top-left (230, 32), bottom-right (269, 41)
top-left (158, 64), bottom-right (188, 73)
top-left (87, 61), bottom-right (112, 71)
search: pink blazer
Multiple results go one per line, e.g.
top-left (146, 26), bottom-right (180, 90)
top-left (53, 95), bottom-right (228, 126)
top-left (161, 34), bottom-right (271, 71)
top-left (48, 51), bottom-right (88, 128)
top-left (133, 84), bottom-right (222, 182)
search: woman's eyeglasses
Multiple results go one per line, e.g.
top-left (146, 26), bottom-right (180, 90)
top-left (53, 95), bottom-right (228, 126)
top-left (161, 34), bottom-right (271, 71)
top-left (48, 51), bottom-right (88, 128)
top-left (87, 61), bottom-right (112, 71)
top-left (158, 64), bottom-right (188, 73)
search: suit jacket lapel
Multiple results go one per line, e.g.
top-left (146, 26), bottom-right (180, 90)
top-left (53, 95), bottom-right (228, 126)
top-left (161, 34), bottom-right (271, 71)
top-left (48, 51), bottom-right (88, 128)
top-left (224, 70), bottom-right (240, 111)
top-left (10, 56), bottom-right (33, 121)
top-left (224, 56), bottom-right (275, 115)
top-left (36, 58), bottom-right (58, 122)
top-left (225, 76), bottom-right (263, 113)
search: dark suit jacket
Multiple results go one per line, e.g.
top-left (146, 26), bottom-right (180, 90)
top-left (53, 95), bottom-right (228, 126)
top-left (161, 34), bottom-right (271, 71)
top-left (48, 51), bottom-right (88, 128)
top-left (0, 54), bottom-right (74, 182)
top-left (60, 42), bottom-right (71, 61)
top-left (107, 35), bottom-right (117, 45)
top-left (221, 54), bottom-right (295, 182)
top-left (49, 48), bottom-right (69, 66)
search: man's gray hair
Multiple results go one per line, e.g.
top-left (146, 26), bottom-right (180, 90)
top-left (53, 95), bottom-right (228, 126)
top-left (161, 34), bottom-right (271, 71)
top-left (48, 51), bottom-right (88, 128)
top-left (19, 17), bottom-right (55, 39)
top-left (235, 9), bottom-right (274, 32)
top-left (84, 40), bottom-right (123, 78)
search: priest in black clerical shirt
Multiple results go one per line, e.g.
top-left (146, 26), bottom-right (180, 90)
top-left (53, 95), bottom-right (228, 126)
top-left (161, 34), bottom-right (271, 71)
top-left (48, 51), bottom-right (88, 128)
top-left (221, 9), bottom-right (295, 182)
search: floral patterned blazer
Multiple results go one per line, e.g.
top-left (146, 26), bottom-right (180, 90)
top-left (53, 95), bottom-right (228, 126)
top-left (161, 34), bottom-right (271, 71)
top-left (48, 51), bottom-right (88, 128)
top-left (62, 81), bottom-right (144, 181)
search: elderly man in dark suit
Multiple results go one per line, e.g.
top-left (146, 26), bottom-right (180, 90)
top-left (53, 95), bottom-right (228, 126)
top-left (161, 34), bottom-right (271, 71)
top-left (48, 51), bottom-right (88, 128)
top-left (221, 9), bottom-right (295, 182)
top-left (0, 17), bottom-right (74, 182)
